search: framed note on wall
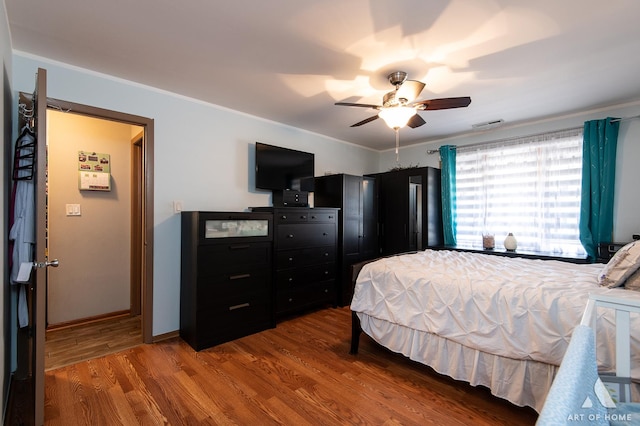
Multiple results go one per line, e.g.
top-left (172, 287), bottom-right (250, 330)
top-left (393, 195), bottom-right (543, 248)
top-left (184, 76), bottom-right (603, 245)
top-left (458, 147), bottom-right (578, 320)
top-left (78, 151), bottom-right (111, 191)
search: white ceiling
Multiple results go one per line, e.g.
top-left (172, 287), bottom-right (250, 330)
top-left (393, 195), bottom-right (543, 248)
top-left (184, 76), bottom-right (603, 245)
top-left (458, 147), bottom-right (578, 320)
top-left (6, 0), bottom-right (640, 151)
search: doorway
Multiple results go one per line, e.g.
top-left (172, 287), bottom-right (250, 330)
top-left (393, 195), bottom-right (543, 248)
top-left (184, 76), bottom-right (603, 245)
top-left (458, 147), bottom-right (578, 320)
top-left (42, 99), bottom-right (154, 351)
top-left (7, 71), bottom-right (153, 425)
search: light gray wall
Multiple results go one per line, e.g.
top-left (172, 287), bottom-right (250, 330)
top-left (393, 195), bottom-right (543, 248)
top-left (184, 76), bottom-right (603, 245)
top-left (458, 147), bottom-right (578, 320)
top-left (380, 103), bottom-right (640, 242)
top-left (47, 110), bottom-right (134, 325)
top-left (12, 53), bottom-right (380, 336)
top-left (1, 0), bottom-right (12, 408)
top-left (10, 50), bottom-right (640, 340)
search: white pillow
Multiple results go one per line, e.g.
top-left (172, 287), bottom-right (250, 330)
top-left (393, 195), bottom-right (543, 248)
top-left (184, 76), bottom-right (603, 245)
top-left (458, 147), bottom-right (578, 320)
top-left (598, 241), bottom-right (640, 288)
top-left (625, 268), bottom-right (640, 291)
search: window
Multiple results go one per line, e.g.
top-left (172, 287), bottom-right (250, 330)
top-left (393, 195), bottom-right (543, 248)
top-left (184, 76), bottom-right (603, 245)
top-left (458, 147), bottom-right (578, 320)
top-left (455, 128), bottom-right (585, 256)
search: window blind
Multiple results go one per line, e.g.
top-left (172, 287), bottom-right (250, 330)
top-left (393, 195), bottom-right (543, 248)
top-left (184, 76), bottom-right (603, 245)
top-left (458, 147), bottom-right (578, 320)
top-left (455, 128), bottom-right (585, 256)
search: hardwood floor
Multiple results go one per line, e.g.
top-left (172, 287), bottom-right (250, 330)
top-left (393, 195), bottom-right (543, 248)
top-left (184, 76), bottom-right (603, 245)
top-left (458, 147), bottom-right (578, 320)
top-left (44, 307), bottom-right (539, 425)
top-left (45, 314), bottom-right (142, 371)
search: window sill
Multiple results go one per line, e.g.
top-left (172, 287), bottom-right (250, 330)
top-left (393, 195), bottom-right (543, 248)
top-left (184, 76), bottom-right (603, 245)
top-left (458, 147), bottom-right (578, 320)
top-left (436, 245), bottom-right (590, 264)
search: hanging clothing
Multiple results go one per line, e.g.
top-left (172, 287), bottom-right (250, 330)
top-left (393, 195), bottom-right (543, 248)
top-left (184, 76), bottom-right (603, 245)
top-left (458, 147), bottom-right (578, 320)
top-left (9, 129), bottom-right (36, 328)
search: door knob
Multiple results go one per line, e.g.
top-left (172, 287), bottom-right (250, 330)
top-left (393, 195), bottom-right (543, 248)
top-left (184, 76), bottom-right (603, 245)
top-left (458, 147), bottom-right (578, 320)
top-left (34, 259), bottom-right (60, 269)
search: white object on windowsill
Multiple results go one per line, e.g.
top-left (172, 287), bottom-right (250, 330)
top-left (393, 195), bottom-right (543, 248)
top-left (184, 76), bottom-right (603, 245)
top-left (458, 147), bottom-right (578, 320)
top-left (504, 233), bottom-right (517, 251)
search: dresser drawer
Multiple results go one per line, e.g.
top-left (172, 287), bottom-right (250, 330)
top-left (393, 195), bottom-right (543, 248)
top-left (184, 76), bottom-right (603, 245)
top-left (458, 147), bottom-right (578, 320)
top-left (197, 282), bottom-right (270, 311)
top-left (308, 211), bottom-right (337, 223)
top-left (277, 223), bottom-right (335, 249)
top-left (193, 298), bottom-right (273, 349)
top-left (276, 263), bottom-right (335, 288)
top-left (276, 246), bottom-right (335, 269)
top-left (274, 209), bottom-right (338, 224)
top-left (275, 210), bottom-right (310, 224)
top-left (276, 281), bottom-right (335, 313)
top-left (196, 242), bottom-right (271, 276)
top-left (197, 269), bottom-right (270, 309)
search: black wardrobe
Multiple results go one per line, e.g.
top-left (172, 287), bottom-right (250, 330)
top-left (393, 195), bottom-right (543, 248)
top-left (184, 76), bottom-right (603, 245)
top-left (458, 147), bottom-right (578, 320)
top-left (314, 174), bottom-right (378, 306)
top-left (314, 168), bottom-right (443, 306)
top-left (366, 166), bottom-right (443, 256)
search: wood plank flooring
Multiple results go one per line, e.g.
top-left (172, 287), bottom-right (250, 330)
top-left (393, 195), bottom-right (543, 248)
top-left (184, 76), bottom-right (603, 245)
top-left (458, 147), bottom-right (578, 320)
top-left (45, 314), bottom-right (142, 371)
top-left (44, 306), bottom-right (539, 425)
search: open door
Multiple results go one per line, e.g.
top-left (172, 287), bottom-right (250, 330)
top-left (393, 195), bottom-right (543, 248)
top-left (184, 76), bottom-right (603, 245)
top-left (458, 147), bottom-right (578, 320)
top-left (9, 67), bottom-right (51, 426)
top-left (32, 67), bottom-right (52, 425)
top-left (6, 68), bottom-right (50, 426)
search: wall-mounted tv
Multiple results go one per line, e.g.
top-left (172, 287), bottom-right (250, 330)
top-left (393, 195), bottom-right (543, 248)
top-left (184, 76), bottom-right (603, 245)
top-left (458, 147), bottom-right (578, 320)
top-left (255, 142), bottom-right (315, 192)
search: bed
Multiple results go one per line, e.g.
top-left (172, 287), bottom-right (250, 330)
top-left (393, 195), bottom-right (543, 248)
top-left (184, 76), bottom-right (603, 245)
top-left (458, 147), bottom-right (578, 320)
top-left (349, 245), bottom-right (640, 412)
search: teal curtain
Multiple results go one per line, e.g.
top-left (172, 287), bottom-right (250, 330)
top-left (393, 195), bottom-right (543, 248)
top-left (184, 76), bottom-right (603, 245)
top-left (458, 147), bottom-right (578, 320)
top-left (439, 145), bottom-right (457, 246)
top-left (579, 117), bottom-right (620, 261)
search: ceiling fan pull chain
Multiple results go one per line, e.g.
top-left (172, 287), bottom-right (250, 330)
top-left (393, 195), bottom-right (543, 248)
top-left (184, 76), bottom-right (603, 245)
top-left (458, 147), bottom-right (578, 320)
top-left (395, 129), bottom-right (400, 163)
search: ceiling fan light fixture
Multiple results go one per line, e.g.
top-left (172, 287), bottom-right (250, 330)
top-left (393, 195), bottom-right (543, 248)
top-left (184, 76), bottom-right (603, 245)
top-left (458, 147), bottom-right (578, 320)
top-left (378, 106), bottom-right (416, 129)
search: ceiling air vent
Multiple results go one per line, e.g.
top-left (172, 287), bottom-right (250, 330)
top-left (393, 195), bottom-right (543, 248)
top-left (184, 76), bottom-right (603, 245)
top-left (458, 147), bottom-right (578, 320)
top-left (471, 119), bottom-right (504, 130)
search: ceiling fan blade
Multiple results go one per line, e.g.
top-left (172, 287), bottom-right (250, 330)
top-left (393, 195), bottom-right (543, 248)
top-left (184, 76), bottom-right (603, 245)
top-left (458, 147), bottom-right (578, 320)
top-left (396, 80), bottom-right (425, 103)
top-left (350, 115), bottom-right (379, 127)
top-left (335, 102), bottom-right (381, 109)
top-left (414, 96), bottom-right (471, 110)
top-left (407, 114), bottom-right (426, 128)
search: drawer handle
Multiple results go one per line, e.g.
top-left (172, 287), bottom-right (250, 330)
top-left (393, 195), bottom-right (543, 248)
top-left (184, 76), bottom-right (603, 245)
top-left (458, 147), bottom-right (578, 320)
top-left (324, 252), bottom-right (329, 257)
top-left (288, 257), bottom-right (293, 261)
top-left (229, 244), bottom-right (250, 250)
top-left (311, 216), bottom-right (316, 219)
top-left (229, 273), bottom-right (251, 280)
top-left (287, 234), bottom-right (294, 238)
top-left (229, 302), bottom-right (250, 311)
top-left (324, 270), bottom-right (329, 275)
top-left (300, 215), bottom-right (307, 219)
top-left (323, 232), bottom-right (328, 236)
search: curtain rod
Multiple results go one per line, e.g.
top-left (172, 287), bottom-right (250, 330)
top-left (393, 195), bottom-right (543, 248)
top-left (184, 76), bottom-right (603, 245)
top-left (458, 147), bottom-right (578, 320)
top-left (426, 115), bottom-right (639, 154)
top-left (611, 114), bottom-right (640, 123)
top-left (426, 126), bottom-right (582, 155)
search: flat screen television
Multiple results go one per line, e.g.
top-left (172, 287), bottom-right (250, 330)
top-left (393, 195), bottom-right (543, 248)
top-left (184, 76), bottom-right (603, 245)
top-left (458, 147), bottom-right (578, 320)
top-left (255, 142), bottom-right (315, 192)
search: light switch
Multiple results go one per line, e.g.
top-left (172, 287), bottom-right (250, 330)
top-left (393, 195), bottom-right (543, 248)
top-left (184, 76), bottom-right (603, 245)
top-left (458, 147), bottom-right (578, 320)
top-left (173, 200), bottom-right (183, 214)
top-left (66, 204), bottom-right (81, 216)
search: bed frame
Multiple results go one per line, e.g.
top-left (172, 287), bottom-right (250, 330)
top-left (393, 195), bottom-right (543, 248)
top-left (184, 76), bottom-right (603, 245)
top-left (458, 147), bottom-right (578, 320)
top-left (580, 293), bottom-right (640, 402)
top-left (348, 259), bottom-right (377, 355)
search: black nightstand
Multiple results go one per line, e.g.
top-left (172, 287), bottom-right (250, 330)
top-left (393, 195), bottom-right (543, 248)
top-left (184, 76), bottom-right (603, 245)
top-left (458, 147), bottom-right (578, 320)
top-left (597, 242), bottom-right (629, 263)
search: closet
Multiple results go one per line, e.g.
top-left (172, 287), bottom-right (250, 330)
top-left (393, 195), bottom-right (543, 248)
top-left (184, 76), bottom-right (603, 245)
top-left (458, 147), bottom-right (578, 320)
top-left (366, 167), bottom-right (443, 256)
top-left (314, 174), bottom-right (378, 306)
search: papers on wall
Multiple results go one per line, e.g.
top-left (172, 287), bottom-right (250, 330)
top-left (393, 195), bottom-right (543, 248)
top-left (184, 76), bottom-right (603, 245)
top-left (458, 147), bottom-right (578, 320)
top-left (78, 151), bottom-right (111, 191)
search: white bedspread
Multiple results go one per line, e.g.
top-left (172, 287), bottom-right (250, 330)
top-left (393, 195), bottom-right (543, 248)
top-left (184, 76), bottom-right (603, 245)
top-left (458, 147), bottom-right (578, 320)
top-left (350, 250), bottom-right (640, 368)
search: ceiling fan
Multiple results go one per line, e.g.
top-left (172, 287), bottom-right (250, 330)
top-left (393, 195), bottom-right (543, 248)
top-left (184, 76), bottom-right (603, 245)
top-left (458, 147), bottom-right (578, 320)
top-left (335, 71), bottom-right (471, 130)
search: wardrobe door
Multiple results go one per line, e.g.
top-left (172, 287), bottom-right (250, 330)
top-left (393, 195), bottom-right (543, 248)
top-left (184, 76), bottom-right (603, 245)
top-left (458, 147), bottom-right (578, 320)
top-left (379, 171), bottom-right (410, 255)
top-left (361, 176), bottom-right (378, 259)
top-left (342, 174), bottom-right (362, 259)
top-left (425, 167), bottom-right (443, 247)
top-left (372, 167), bottom-right (442, 256)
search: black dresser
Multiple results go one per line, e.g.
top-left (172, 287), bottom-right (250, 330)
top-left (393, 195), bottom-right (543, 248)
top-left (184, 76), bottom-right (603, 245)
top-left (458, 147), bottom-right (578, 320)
top-left (253, 207), bottom-right (339, 317)
top-left (180, 211), bottom-right (275, 350)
